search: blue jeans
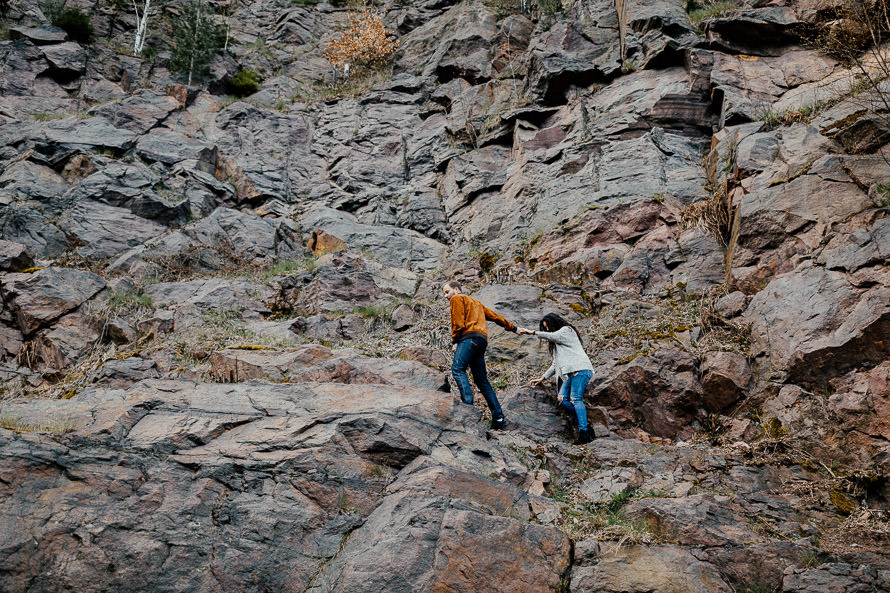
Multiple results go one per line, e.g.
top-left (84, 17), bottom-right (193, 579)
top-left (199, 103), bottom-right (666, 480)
top-left (451, 336), bottom-right (504, 420)
top-left (559, 370), bottom-right (592, 431)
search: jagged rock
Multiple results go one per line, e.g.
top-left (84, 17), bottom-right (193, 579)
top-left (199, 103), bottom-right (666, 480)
top-left (0, 240), bottom-right (34, 272)
top-left (668, 227), bottom-right (726, 294)
top-left (528, 19), bottom-right (621, 105)
top-left (81, 77), bottom-right (127, 103)
top-left (89, 357), bottom-right (159, 388)
top-left (110, 207), bottom-right (304, 277)
top-left (395, 2), bottom-right (498, 83)
top-left (290, 313), bottom-right (368, 342)
top-left (0, 39), bottom-right (50, 96)
top-left (58, 200), bottom-right (167, 259)
top-left (820, 216), bottom-right (890, 274)
top-left (306, 229), bottom-right (347, 255)
top-left (591, 349), bottom-right (702, 438)
top-left (210, 345), bottom-right (448, 391)
top-left (710, 50), bottom-right (836, 126)
top-left (705, 8), bottom-right (804, 56)
top-left (733, 154), bottom-right (878, 291)
top-left (93, 89), bottom-right (182, 134)
top-left (0, 268), bottom-right (105, 335)
top-left (782, 562), bottom-right (886, 593)
top-left (700, 351), bottom-right (752, 411)
top-left (209, 99), bottom-right (324, 201)
top-left (143, 278), bottom-right (274, 314)
top-left (571, 544), bottom-right (733, 593)
top-left (0, 380), bottom-right (453, 593)
top-left (105, 316), bottom-right (136, 344)
top-left (41, 42), bottom-right (86, 78)
top-left (24, 311), bottom-right (100, 371)
top-left (0, 159), bottom-right (69, 205)
top-left (396, 347), bottom-right (449, 371)
top-left (502, 386), bottom-right (574, 442)
top-left (300, 206), bottom-right (446, 271)
top-left (67, 161), bottom-right (191, 227)
top-left (710, 542), bottom-right (819, 592)
top-left (305, 462), bottom-right (571, 593)
top-left (390, 304), bottom-right (416, 331)
top-left (0, 202), bottom-right (70, 258)
top-left (136, 129), bottom-right (217, 167)
top-left (0, 325), bottom-right (24, 360)
top-left (136, 309), bottom-right (175, 337)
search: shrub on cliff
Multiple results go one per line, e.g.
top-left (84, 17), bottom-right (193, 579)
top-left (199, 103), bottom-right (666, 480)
top-left (52, 7), bottom-right (94, 43)
top-left (227, 67), bottom-right (261, 97)
top-left (323, 8), bottom-right (398, 74)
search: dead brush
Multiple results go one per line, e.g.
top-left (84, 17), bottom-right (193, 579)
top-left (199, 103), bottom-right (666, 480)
top-left (681, 186), bottom-right (732, 246)
top-left (322, 8), bottom-right (398, 73)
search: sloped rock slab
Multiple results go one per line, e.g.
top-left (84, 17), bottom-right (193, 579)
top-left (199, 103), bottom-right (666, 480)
top-left (110, 207), bottom-right (304, 276)
top-left (39, 117), bottom-right (136, 152)
top-left (0, 267), bottom-right (105, 335)
top-left (745, 263), bottom-right (890, 386)
top-left (209, 345), bottom-right (448, 392)
top-left (782, 562), bottom-right (888, 593)
top-left (58, 200), bottom-right (167, 259)
top-left (571, 543), bottom-right (733, 592)
top-left (9, 25), bottom-right (68, 45)
top-left (142, 277), bottom-right (274, 312)
top-left (0, 380), bottom-right (454, 592)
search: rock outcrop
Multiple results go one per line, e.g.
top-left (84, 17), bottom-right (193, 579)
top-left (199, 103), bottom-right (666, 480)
top-left (1, 0), bottom-right (889, 590)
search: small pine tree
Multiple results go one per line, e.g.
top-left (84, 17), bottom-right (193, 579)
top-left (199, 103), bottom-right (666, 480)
top-left (168, 0), bottom-right (225, 86)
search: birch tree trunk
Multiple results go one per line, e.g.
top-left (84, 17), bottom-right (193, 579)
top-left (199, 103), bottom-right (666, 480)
top-left (133, 0), bottom-right (151, 55)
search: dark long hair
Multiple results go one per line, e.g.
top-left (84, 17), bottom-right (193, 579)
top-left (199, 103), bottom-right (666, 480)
top-left (539, 313), bottom-right (582, 356)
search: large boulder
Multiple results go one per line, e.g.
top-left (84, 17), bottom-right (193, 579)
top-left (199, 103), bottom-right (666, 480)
top-left (744, 263), bottom-right (890, 386)
top-left (305, 462), bottom-right (571, 593)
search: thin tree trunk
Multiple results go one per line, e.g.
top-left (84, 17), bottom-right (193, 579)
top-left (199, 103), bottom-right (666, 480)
top-left (133, 0), bottom-right (150, 55)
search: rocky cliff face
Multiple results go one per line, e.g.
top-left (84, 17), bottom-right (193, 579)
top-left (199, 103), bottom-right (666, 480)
top-left (1, 0), bottom-right (889, 591)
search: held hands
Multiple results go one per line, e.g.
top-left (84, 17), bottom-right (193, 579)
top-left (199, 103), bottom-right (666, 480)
top-left (516, 327), bottom-right (535, 336)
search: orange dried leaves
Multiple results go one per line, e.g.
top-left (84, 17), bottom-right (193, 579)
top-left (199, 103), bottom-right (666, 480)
top-left (323, 9), bottom-right (398, 70)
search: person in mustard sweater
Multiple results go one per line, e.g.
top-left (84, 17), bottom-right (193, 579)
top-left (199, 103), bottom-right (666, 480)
top-left (442, 280), bottom-right (518, 430)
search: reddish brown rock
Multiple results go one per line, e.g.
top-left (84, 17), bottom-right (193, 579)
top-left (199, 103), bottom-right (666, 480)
top-left (307, 229), bottom-right (347, 255)
top-left (700, 351), bottom-right (752, 411)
